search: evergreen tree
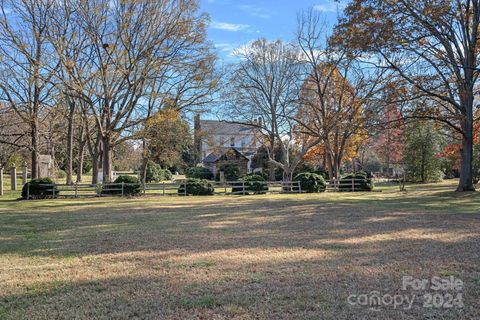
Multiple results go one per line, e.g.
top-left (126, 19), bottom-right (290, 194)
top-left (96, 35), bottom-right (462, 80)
top-left (404, 122), bottom-right (443, 183)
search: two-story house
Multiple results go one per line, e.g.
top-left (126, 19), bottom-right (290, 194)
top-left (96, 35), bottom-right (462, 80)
top-left (193, 115), bottom-right (261, 176)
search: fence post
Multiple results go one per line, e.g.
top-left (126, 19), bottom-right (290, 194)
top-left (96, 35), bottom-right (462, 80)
top-left (0, 167), bottom-right (3, 196)
top-left (352, 175), bottom-right (355, 192)
top-left (121, 182), bottom-right (124, 197)
top-left (75, 183), bottom-right (78, 198)
top-left (26, 181), bottom-right (30, 200)
top-left (184, 181), bottom-right (187, 196)
top-left (242, 181), bottom-right (245, 195)
top-left (297, 181), bottom-right (301, 193)
top-left (163, 182), bottom-right (165, 196)
top-left (10, 165), bottom-right (17, 191)
top-left (52, 184), bottom-right (55, 198)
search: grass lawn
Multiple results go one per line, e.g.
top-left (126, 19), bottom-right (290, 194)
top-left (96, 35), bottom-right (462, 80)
top-left (0, 180), bottom-right (479, 319)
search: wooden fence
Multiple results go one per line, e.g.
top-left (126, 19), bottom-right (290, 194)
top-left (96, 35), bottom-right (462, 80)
top-left (4, 176), bottom-right (377, 199)
top-left (21, 180), bottom-right (303, 199)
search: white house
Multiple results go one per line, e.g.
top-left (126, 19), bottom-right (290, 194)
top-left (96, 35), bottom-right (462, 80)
top-left (194, 116), bottom-right (261, 174)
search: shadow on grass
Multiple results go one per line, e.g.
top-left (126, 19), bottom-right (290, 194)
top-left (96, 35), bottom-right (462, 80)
top-left (1, 186), bottom-right (480, 319)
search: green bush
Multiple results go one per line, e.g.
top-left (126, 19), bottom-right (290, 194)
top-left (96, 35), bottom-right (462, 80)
top-left (251, 171), bottom-right (268, 180)
top-left (293, 162), bottom-right (316, 176)
top-left (216, 163), bottom-right (240, 181)
top-left (145, 161), bottom-right (162, 182)
top-left (74, 161), bottom-right (92, 175)
top-left (313, 169), bottom-right (329, 180)
top-left (102, 175), bottom-right (141, 196)
top-left (82, 161), bottom-right (93, 175)
top-left (145, 161), bottom-right (173, 182)
top-left (22, 178), bottom-right (58, 199)
top-left (294, 172), bottom-right (326, 193)
top-left (232, 174), bottom-right (268, 195)
top-left (56, 169), bottom-right (67, 179)
top-left (185, 167), bottom-right (213, 180)
top-left (338, 172), bottom-right (374, 191)
top-left (178, 178), bottom-right (214, 196)
top-left (161, 168), bottom-right (173, 181)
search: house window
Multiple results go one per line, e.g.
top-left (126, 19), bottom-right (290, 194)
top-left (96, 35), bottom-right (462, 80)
top-left (230, 137), bottom-right (235, 146)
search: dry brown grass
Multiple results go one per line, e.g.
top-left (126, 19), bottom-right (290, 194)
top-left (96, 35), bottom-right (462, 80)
top-left (0, 181), bottom-right (479, 319)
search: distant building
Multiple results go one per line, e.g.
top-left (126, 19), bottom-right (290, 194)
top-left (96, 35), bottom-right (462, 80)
top-left (203, 147), bottom-right (250, 177)
top-left (193, 115), bottom-right (261, 175)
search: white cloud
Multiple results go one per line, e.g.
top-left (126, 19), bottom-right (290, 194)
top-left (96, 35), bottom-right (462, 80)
top-left (211, 21), bottom-right (250, 32)
top-left (230, 40), bottom-right (260, 58)
top-left (240, 5), bottom-right (272, 19)
top-left (314, 1), bottom-right (346, 13)
top-left (214, 43), bottom-right (237, 53)
top-left (213, 41), bottom-right (255, 59)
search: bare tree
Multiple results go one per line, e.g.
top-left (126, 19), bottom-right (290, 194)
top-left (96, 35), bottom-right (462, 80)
top-left (225, 39), bottom-right (316, 181)
top-left (0, 0), bottom-right (58, 178)
top-left (0, 103), bottom-right (29, 167)
top-left (59, 0), bottom-right (213, 183)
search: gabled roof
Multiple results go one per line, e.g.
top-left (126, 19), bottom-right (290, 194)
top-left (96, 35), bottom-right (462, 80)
top-left (203, 152), bottom-right (220, 163)
top-left (200, 120), bottom-right (255, 135)
top-left (203, 147), bottom-right (248, 164)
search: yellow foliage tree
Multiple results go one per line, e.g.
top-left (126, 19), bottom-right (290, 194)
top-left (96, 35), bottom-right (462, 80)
top-left (297, 62), bottom-right (368, 179)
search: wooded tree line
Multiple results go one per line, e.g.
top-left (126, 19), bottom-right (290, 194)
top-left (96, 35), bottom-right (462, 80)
top-left (0, 0), bottom-right (216, 184)
top-left (224, 1), bottom-right (480, 191)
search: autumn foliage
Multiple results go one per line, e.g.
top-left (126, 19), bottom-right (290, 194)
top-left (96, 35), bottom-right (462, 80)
top-left (373, 97), bottom-right (406, 171)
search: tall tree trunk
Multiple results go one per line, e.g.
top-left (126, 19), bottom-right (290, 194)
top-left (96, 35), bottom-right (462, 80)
top-left (65, 99), bottom-right (75, 185)
top-left (87, 134), bottom-right (101, 185)
top-left (457, 114), bottom-right (475, 191)
top-left (76, 139), bottom-right (85, 183)
top-left (31, 120), bottom-right (39, 178)
top-left (91, 153), bottom-right (99, 185)
top-left (326, 152), bottom-right (334, 182)
top-left (102, 134), bottom-right (113, 183)
top-left (139, 139), bottom-right (149, 184)
top-left (268, 137), bottom-right (276, 181)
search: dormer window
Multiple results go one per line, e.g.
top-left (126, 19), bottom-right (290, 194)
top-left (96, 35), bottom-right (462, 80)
top-left (230, 137), bottom-right (235, 146)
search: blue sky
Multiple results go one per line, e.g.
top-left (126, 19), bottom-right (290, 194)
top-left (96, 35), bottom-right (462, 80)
top-left (200, 0), bottom-right (347, 62)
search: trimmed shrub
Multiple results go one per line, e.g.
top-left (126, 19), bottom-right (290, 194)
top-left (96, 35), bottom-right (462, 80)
top-left (338, 172), bottom-right (374, 191)
top-left (294, 172), bottom-right (326, 193)
top-left (102, 175), bottom-right (141, 196)
top-left (22, 178), bottom-right (58, 199)
top-left (293, 162), bottom-right (316, 176)
top-left (232, 174), bottom-right (268, 195)
top-left (252, 171), bottom-right (268, 180)
top-left (185, 167), bottom-right (213, 180)
top-left (313, 169), bottom-right (329, 180)
top-left (216, 163), bottom-right (240, 181)
top-left (178, 178), bottom-right (214, 196)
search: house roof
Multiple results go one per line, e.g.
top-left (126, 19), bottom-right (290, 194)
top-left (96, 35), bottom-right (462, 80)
top-left (200, 120), bottom-right (255, 135)
top-left (203, 147), bottom-right (249, 164)
top-left (203, 152), bottom-right (220, 163)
